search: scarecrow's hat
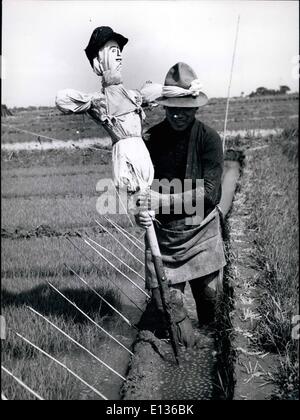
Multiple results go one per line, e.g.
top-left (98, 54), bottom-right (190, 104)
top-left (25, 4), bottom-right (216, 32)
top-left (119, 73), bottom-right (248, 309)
top-left (85, 26), bottom-right (128, 67)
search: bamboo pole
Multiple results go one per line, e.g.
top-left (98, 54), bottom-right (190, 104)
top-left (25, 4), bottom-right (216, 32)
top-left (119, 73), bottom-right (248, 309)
top-left (27, 306), bottom-right (126, 381)
top-left (1, 366), bottom-right (44, 400)
top-left (66, 238), bottom-right (144, 312)
top-left (86, 236), bottom-right (145, 282)
top-left (103, 216), bottom-right (145, 252)
top-left (64, 263), bottom-right (135, 328)
top-left (84, 238), bottom-right (150, 298)
top-left (15, 332), bottom-right (108, 400)
top-left (95, 220), bottom-right (145, 266)
top-left (110, 218), bottom-right (145, 247)
top-left (145, 222), bottom-right (180, 365)
top-left (47, 282), bottom-right (134, 355)
top-left (223, 15), bottom-right (240, 153)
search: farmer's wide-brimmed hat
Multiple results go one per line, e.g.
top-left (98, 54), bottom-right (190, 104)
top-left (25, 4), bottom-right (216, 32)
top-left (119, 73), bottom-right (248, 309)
top-left (85, 26), bottom-right (128, 67)
top-left (156, 62), bottom-right (208, 107)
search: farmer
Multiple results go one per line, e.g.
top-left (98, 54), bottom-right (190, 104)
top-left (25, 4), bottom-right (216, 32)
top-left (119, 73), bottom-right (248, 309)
top-left (136, 62), bottom-right (226, 331)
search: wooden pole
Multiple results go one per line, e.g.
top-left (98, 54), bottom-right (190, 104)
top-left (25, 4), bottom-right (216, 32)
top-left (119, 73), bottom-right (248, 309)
top-left (146, 222), bottom-right (180, 365)
top-left (223, 15), bottom-right (240, 153)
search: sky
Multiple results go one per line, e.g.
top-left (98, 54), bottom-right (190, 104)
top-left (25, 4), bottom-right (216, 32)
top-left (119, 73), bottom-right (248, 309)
top-left (2, 0), bottom-right (299, 107)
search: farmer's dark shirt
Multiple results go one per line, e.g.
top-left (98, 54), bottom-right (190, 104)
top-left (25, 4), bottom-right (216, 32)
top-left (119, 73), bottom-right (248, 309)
top-left (144, 118), bottom-right (223, 228)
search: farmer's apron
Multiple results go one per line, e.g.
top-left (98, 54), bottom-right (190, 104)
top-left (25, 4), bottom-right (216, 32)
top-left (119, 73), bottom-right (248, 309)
top-left (145, 207), bottom-right (226, 289)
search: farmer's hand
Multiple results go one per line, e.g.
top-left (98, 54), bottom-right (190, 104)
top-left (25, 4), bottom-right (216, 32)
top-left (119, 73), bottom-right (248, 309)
top-left (136, 189), bottom-right (162, 212)
top-left (135, 211), bottom-right (153, 229)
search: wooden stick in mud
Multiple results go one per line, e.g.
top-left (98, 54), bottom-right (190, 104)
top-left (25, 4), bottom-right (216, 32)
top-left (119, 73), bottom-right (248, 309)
top-left (1, 366), bottom-right (44, 400)
top-left (64, 263), bottom-right (135, 328)
top-left (15, 332), bottom-right (108, 400)
top-left (27, 306), bottom-right (126, 381)
top-left (47, 282), bottom-right (134, 356)
top-left (146, 222), bottom-right (180, 365)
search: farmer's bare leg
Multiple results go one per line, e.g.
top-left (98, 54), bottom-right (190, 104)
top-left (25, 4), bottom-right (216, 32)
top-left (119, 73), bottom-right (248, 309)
top-left (189, 270), bottom-right (222, 327)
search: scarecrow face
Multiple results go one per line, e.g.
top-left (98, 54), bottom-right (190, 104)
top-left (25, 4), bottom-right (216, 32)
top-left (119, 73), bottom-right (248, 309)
top-left (97, 40), bottom-right (122, 73)
top-left (165, 107), bottom-right (198, 131)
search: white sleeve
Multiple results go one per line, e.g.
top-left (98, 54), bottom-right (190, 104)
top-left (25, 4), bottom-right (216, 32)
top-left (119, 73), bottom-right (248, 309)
top-left (139, 82), bottom-right (162, 104)
top-left (55, 89), bottom-right (100, 114)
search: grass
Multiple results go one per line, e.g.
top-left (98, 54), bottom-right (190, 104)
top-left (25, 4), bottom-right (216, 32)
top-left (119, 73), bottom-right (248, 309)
top-left (246, 128), bottom-right (299, 400)
top-left (1, 144), bottom-right (145, 399)
top-left (1, 237), bottom-right (144, 399)
top-left (1, 271), bottom-right (125, 399)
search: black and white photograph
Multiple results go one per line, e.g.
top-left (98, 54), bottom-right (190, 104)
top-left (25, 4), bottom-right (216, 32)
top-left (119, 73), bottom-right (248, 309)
top-left (1, 0), bottom-right (299, 403)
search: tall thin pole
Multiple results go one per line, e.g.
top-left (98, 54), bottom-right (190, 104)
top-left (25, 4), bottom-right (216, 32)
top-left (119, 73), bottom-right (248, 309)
top-left (223, 15), bottom-right (240, 153)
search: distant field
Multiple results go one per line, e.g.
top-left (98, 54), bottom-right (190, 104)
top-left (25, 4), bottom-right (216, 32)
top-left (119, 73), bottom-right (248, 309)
top-left (1, 95), bottom-right (298, 144)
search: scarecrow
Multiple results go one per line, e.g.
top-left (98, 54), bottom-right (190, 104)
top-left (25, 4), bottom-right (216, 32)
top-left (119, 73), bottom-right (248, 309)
top-left (56, 26), bottom-right (194, 362)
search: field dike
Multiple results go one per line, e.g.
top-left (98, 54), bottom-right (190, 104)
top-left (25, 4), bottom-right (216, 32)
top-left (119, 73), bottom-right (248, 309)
top-left (229, 146), bottom-right (279, 400)
top-left (120, 151), bottom-right (244, 401)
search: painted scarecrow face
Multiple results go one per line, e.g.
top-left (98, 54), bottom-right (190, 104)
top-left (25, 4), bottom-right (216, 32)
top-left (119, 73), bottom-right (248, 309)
top-left (96, 40), bottom-right (122, 73)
